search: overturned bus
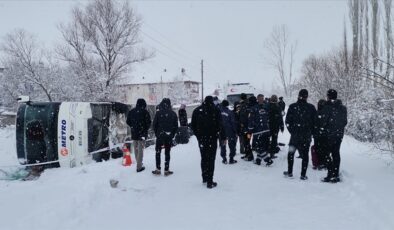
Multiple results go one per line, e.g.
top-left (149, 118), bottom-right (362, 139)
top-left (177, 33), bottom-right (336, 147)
top-left (16, 97), bottom-right (133, 168)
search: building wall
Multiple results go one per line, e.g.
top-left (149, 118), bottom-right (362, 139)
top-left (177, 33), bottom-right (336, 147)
top-left (120, 81), bottom-right (200, 106)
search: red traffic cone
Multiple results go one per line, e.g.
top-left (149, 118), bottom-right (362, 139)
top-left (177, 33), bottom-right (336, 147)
top-left (122, 144), bottom-right (132, 166)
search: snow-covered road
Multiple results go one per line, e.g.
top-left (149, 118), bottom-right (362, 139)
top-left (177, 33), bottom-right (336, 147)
top-left (0, 126), bottom-right (393, 230)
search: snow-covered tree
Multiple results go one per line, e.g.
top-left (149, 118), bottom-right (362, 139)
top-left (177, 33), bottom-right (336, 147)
top-left (264, 24), bottom-right (297, 98)
top-left (57, 0), bottom-right (152, 101)
top-left (0, 29), bottom-right (65, 103)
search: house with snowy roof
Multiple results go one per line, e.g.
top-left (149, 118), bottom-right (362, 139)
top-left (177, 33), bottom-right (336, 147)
top-left (119, 68), bottom-right (200, 106)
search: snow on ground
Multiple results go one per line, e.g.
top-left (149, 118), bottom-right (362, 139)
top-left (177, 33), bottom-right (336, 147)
top-left (0, 126), bottom-right (394, 230)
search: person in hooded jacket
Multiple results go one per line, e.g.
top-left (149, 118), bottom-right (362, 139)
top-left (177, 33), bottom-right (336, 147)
top-left (191, 96), bottom-right (224, 189)
top-left (219, 100), bottom-right (238, 164)
top-left (267, 95), bottom-right (284, 158)
top-left (178, 104), bottom-right (188, 127)
top-left (248, 95), bottom-right (273, 166)
top-left (240, 95), bottom-right (257, 161)
top-left (313, 99), bottom-right (328, 170)
top-left (152, 98), bottom-right (178, 176)
top-left (126, 98), bottom-right (152, 172)
top-left (283, 89), bottom-right (317, 180)
top-left (319, 89), bottom-right (348, 183)
top-left (278, 97), bottom-right (286, 116)
top-left (236, 93), bottom-right (248, 155)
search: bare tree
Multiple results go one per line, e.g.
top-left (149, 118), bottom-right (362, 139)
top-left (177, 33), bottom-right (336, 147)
top-left (359, 0), bottom-right (365, 68)
top-left (343, 19), bottom-right (350, 74)
top-left (264, 24), bottom-right (297, 97)
top-left (1, 29), bottom-right (60, 102)
top-left (384, 0), bottom-right (393, 79)
top-left (58, 0), bottom-right (152, 101)
top-left (364, 1), bottom-right (370, 79)
top-left (371, 0), bottom-right (380, 79)
top-left (349, 0), bottom-right (360, 69)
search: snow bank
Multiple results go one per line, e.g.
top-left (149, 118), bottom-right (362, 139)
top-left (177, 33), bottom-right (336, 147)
top-left (0, 127), bottom-right (393, 230)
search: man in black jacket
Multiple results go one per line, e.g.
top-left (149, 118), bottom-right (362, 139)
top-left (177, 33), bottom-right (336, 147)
top-left (235, 93), bottom-right (248, 155)
top-left (320, 89), bottom-right (348, 183)
top-left (219, 100), bottom-right (238, 164)
top-left (126, 98), bottom-right (152, 172)
top-left (191, 96), bottom-right (224, 189)
top-left (268, 95), bottom-right (284, 158)
top-left (240, 95), bottom-right (257, 161)
top-left (178, 104), bottom-right (188, 127)
top-left (284, 89), bottom-right (317, 180)
top-left (278, 97), bottom-right (286, 116)
top-left (152, 98), bottom-right (178, 176)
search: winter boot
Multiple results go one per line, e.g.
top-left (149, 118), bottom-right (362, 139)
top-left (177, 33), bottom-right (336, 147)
top-left (207, 181), bottom-right (218, 189)
top-left (321, 177), bottom-right (332, 183)
top-left (152, 169), bottom-right (161, 175)
top-left (136, 166), bottom-right (145, 173)
top-left (283, 171), bottom-right (293, 178)
top-left (222, 159), bottom-right (228, 164)
top-left (164, 170), bottom-right (173, 176)
top-left (254, 158), bottom-right (262, 165)
top-left (244, 155), bottom-right (254, 161)
top-left (229, 158), bottom-right (237, 164)
top-left (330, 177), bottom-right (341, 183)
top-left (265, 158), bottom-right (273, 166)
top-left (300, 175), bottom-right (308, 180)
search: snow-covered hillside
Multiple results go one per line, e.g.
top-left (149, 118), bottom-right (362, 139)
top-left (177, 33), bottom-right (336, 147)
top-left (0, 126), bottom-right (393, 230)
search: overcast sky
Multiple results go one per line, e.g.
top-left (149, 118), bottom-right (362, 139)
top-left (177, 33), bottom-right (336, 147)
top-left (0, 0), bottom-right (348, 95)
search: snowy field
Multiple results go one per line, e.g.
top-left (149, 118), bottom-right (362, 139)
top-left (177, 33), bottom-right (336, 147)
top-left (0, 126), bottom-right (394, 230)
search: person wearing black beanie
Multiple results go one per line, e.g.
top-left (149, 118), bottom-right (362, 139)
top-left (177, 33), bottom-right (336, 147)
top-left (191, 96), bottom-right (225, 189)
top-left (283, 89), bottom-right (317, 180)
top-left (320, 89), bottom-right (348, 183)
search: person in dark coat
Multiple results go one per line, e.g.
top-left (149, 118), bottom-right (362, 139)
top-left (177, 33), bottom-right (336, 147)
top-left (283, 89), bottom-right (317, 180)
top-left (319, 89), bottom-right (348, 183)
top-left (236, 93), bottom-right (248, 155)
top-left (248, 95), bottom-right (273, 166)
top-left (178, 104), bottom-right (188, 127)
top-left (191, 96), bottom-right (224, 189)
top-left (268, 95), bottom-right (284, 158)
top-left (152, 98), bottom-right (178, 176)
top-left (313, 99), bottom-right (328, 170)
top-left (219, 100), bottom-right (238, 164)
top-left (278, 97), bottom-right (286, 116)
top-left (126, 98), bottom-right (152, 172)
top-left (240, 95), bottom-right (257, 161)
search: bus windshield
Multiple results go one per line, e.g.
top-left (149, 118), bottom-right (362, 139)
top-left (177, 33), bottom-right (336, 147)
top-left (16, 103), bottom-right (60, 164)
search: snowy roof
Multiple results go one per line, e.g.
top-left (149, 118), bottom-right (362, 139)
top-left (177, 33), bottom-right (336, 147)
top-left (120, 61), bottom-right (200, 85)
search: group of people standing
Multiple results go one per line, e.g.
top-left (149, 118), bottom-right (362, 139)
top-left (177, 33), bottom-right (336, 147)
top-left (283, 89), bottom-right (347, 182)
top-left (126, 87), bottom-right (348, 190)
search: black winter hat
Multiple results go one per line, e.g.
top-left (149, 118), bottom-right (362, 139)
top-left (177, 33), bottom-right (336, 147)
top-left (248, 96), bottom-right (257, 106)
top-left (161, 98), bottom-right (171, 109)
top-left (221, 100), bottom-right (229, 107)
top-left (327, 89), bottom-right (337, 100)
top-left (298, 89), bottom-right (308, 99)
top-left (204, 96), bottom-right (214, 104)
top-left (240, 93), bottom-right (247, 100)
top-left (136, 98), bottom-right (147, 109)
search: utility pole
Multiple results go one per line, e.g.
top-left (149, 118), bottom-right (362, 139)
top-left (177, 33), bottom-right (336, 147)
top-left (201, 59), bottom-right (204, 102)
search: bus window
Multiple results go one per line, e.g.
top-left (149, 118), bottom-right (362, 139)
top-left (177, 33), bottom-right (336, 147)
top-left (88, 104), bottom-right (111, 160)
